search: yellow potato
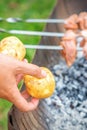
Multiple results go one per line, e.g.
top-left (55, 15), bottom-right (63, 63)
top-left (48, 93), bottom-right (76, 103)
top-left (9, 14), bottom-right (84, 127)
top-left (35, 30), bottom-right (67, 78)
top-left (0, 36), bottom-right (26, 60)
top-left (24, 67), bottom-right (55, 98)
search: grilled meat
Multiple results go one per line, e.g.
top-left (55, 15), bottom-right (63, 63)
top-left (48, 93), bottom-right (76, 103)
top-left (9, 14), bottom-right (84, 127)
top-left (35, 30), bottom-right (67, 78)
top-left (60, 30), bottom-right (77, 66)
top-left (64, 14), bottom-right (78, 31)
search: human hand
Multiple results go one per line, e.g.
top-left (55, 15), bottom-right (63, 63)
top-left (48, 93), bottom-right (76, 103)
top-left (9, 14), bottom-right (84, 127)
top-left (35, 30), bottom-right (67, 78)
top-left (0, 54), bottom-right (46, 112)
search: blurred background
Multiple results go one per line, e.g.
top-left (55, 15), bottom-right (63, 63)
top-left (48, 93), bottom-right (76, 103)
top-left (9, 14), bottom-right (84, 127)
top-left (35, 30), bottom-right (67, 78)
top-left (0, 0), bottom-right (56, 130)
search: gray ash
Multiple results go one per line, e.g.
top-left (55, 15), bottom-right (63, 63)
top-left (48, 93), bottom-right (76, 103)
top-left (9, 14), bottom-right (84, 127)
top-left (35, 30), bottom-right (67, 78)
top-left (45, 57), bottom-right (87, 130)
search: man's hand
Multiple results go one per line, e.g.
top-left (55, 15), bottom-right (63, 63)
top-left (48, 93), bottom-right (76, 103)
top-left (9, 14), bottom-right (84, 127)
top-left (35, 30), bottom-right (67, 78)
top-left (0, 54), bottom-right (46, 112)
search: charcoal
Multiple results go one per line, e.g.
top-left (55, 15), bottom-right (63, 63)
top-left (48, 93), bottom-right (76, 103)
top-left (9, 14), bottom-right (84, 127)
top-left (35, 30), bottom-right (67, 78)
top-left (78, 94), bottom-right (84, 101)
top-left (73, 100), bottom-right (79, 107)
top-left (73, 80), bottom-right (79, 86)
top-left (80, 112), bottom-right (86, 118)
top-left (68, 69), bottom-right (81, 79)
top-left (78, 57), bottom-right (86, 63)
top-left (64, 75), bottom-right (70, 84)
top-left (45, 57), bottom-right (87, 130)
top-left (68, 66), bottom-right (74, 76)
top-left (74, 71), bottom-right (81, 79)
top-left (53, 64), bottom-right (59, 70)
top-left (83, 72), bottom-right (87, 78)
top-left (71, 119), bottom-right (77, 125)
top-left (83, 63), bottom-right (87, 68)
top-left (54, 76), bottom-right (59, 82)
top-left (71, 84), bottom-right (78, 89)
top-left (78, 76), bottom-right (86, 84)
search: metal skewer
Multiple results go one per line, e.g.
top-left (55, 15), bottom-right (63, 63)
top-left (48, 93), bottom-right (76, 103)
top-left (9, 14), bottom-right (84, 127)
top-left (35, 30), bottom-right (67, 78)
top-left (0, 17), bottom-right (64, 23)
top-left (0, 28), bottom-right (64, 37)
top-left (25, 19), bottom-right (64, 23)
top-left (10, 30), bottom-right (64, 37)
top-left (24, 44), bottom-right (83, 51)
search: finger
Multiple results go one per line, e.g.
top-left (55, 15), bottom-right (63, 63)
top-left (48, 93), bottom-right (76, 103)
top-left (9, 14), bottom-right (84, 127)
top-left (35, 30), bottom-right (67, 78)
top-left (21, 89), bottom-right (30, 99)
top-left (21, 90), bottom-right (40, 111)
top-left (22, 59), bottom-right (28, 63)
top-left (16, 74), bottom-right (23, 83)
top-left (16, 59), bottom-right (28, 83)
top-left (9, 86), bottom-right (39, 112)
top-left (15, 61), bottom-right (47, 78)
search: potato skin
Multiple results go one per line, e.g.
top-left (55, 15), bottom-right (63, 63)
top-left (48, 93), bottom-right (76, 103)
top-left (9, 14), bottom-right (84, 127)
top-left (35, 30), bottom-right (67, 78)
top-left (24, 67), bottom-right (55, 98)
top-left (0, 36), bottom-right (26, 60)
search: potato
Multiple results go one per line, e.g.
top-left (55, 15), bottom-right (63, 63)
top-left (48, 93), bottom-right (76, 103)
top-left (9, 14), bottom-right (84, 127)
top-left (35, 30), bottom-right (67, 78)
top-left (0, 36), bottom-right (55, 98)
top-left (24, 67), bottom-right (55, 98)
top-left (0, 36), bottom-right (26, 60)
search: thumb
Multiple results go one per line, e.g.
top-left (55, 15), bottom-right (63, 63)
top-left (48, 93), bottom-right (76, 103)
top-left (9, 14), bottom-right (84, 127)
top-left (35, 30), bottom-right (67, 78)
top-left (9, 86), bottom-right (39, 112)
top-left (15, 61), bottom-right (46, 78)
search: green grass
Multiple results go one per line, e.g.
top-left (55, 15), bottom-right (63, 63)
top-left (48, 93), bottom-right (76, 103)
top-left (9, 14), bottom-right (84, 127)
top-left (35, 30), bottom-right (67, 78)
top-left (0, 0), bottom-right (56, 130)
top-left (0, 0), bottom-right (56, 61)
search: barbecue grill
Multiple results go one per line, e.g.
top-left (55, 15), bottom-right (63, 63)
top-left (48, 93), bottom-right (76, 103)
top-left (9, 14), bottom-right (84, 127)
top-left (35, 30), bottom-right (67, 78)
top-left (6, 0), bottom-right (87, 130)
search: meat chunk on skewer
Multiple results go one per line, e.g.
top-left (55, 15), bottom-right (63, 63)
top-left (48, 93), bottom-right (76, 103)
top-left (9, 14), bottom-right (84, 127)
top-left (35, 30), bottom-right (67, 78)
top-left (60, 30), bottom-right (77, 66)
top-left (77, 12), bottom-right (87, 30)
top-left (80, 30), bottom-right (87, 58)
top-left (64, 14), bottom-right (78, 31)
top-left (64, 12), bottom-right (87, 30)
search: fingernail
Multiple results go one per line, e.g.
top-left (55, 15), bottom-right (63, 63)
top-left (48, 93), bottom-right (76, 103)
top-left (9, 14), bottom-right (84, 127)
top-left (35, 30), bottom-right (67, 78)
top-left (23, 59), bottom-right (28, 63)
top-left (41, 70), bottom-right (47, 77)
